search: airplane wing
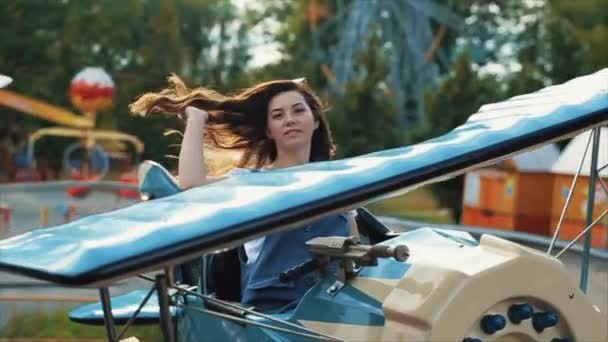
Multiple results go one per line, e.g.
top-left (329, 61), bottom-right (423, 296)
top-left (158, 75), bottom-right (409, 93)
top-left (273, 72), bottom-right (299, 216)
top-left (0, 69), bottom-right (606, 287)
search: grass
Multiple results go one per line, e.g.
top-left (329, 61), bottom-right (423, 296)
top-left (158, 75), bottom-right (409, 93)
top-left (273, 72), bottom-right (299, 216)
top-left (1, 310), bottom-right (162, 341)
top-left (366, 187), bottom-right (455, 224)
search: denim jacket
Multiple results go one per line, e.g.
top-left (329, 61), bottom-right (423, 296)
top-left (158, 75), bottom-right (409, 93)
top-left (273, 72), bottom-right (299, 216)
top-left (239, 213), bottom-right (350, 313)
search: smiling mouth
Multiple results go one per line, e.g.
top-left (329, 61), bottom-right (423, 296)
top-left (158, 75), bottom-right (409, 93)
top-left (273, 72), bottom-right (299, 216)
top-left (284, 129), bottom-right (302, 136)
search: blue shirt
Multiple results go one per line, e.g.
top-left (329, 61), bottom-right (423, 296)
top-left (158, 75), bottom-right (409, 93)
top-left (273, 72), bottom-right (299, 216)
top-left (239, 213), bottom-right (350, 313)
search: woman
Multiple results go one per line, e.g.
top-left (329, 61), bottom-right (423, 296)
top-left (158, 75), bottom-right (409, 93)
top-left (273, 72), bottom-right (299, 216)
top-left (130, 76), bottom-right (357, 313)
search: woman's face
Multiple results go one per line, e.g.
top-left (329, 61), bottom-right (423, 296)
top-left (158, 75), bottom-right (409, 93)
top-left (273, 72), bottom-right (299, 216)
top-left (266, 90), bottom-right (319, 152)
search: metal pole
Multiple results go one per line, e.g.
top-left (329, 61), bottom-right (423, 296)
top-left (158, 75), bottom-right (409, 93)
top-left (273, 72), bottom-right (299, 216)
top-left (556, 209), bottom-right (608, 259)
top-left (580, 127), bottom-right (600, 292)
top-left (548, 130), bottom-right (593, 255)
top-left (156, 273), bottom-right (175, 342)
top-left (99, 287), bottom-right (118, 342)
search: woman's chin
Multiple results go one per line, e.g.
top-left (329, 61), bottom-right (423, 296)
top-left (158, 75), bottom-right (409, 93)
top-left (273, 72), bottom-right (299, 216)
top-left (277, 138), bottom-right (311, 151)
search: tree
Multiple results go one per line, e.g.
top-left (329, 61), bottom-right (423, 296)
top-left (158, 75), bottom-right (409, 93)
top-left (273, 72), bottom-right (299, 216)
top-left (328, 45), bottom-right (404, 158)
top-left (413, 53), bottom-right (503, 220)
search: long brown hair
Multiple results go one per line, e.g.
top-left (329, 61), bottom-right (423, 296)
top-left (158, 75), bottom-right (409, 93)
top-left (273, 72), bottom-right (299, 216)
top-left (130, 75), bottom-right (336, 170)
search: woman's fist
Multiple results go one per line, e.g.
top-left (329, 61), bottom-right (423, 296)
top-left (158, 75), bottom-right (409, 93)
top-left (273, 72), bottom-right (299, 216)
top-left (185, 106), bottom-right (208, 124)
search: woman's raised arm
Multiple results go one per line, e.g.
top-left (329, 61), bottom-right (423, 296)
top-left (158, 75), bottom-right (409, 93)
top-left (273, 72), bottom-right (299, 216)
top-left (178, 106), bottom-right (209, 189)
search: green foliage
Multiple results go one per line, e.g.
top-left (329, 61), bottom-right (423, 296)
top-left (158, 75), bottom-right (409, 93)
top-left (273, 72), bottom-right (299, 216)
top-left (499, 0), bottom-right (607, 88)
top-left (544, 0), bottom-right (608, 80)
top-left (412, 53), bottom-right (503, 143)
top-left (408, 53), bottom-right (503, 220)
top-left (1, 310), bottom-right (161, 340)
top-left (326, 29), bottom-right (406, 157)
top-left (328, 79), bottom-right (404, 158)
top-left (504, 62), bottom-right (545, 98)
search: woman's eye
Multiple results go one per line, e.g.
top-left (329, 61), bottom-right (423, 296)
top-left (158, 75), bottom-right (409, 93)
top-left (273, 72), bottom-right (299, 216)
top-left (272, 113), bottom-right (283, 119)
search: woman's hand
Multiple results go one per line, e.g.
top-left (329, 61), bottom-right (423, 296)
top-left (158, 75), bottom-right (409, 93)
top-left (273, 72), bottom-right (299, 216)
top-left (185, 106), bottom-right (208, 124)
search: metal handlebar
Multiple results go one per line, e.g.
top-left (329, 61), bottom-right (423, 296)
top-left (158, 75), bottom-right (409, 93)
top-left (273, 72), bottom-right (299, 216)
top-left (306, 236), bottom-right (410, 264)
top-left (367, 244), bottom-right (410, 262)
top-left (279, 259), bottom-right (320, 283)
top-left (279, 237), bottom-right (410, 284)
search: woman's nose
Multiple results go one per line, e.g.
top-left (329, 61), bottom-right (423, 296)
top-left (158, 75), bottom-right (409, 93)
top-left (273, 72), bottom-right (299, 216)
top-left (284, 112), bottom-right (296, 125)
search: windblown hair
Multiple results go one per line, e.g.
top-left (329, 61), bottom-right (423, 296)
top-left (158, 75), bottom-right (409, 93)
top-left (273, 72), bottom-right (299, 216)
top-left (129, 75), bottom-right (336, 170)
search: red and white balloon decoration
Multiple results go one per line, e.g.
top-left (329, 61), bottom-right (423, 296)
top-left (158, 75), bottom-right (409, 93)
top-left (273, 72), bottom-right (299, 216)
top-left (69, 67), bottom-right (115, 113)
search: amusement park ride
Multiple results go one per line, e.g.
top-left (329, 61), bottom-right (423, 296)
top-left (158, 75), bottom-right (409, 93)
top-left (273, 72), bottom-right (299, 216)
top-left (306, 0), bottom-right (464, 125)
top-left (0, 69), bottom-right (606, 341)
top-left (0, 67), bottom-right (143, 197)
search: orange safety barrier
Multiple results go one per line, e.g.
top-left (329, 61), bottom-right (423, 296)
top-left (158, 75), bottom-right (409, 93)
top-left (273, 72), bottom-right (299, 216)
top-left (461, 206), bottom-right (515, 230)
top-left (462, 168), bottom-right (589, 239)
top-left (550, 218), bottom-right (608, 249)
